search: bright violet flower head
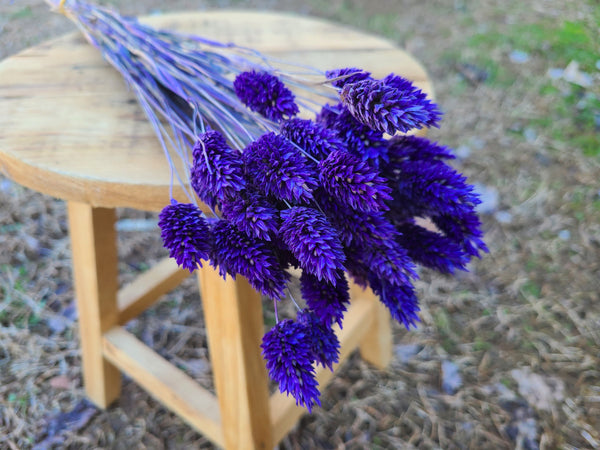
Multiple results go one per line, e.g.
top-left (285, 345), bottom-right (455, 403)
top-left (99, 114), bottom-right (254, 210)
top-left (318, 150), bottom-right (392, 212)
top-left (211, 219), bottom-right (289, 299)
top-left (243, 132), bottom-right (317, 203)
top-left (369, 276), bottom-right (421, 330)
top-left (340, 76), bottom-right (441, 135)
top-left (221, 191), bottom-right (279, 241)
top-left (280, 118), bottom-right (346, 160)
top-left (300, 271), bottom-right (349, 329)
top-left (396, 222), bottom-right (469, 274)
top-left (318, 190), bottom-right (398, 248)
top-left (325, 67), bottom-right (372, 88)
top-left (297, 309), bottom-right (340, 371)
top-left (191, 130), bottom-right (245, 209)
top-left (158, 201), bottom-right (211, 273)
top-left (317, 103), bottom-right (388, 163)
top-left (261, 319), bottom-right (321, 412)
top-left (234, 70), bottom-right (299, 122)
top-left (280, 207), bottom-right (346, 284)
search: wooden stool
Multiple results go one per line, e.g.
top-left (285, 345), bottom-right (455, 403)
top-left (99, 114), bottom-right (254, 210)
top-left (0, 11), bottom-right (432, 449)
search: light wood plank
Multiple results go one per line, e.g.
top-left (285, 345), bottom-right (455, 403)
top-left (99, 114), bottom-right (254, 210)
top-left (102, 327), bottom-right (223, 447)
top-left (354, 283), bottom-right (393, 369)
top-left (67, 202), bottom-right (121, 408)
top-left (197, 265), bottom-right (273, 449)
top-left (117, 257), bottom-right (190, 324)
top-left (269, 295), bottom-right (376, 445)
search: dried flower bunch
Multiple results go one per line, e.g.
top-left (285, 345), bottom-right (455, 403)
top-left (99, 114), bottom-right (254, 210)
top-left (52, 0), bottom-right (487, 411)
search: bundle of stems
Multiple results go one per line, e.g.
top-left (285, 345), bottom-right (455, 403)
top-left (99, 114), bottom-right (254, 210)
top-left (48, 0), bottom-right (487, 410)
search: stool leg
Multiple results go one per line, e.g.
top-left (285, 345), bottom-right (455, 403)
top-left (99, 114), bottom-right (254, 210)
top-left (197, 265), bottom-right (273, 450)
top-left (67, 202), bottom-right (121, 408)
top-left (350, 281), bottom-right (393, 369)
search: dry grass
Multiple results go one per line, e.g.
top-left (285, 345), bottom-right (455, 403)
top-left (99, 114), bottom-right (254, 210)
top-left (1, 0), bottom-right (599, 448)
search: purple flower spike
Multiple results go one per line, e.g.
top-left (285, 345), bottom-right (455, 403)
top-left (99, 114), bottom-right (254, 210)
top-left (243, 132), bottom-right (317, 203)
top-left (318, 150), bottom-right (392, 212)
top-left (387, 135), bottom-right (456, 162)
top-left (280, 118), bottom-right (346, 160)
top-left (261, 319), bottom-right (321, 412)
top-left (317, 104), bottom-right (388, 163)
top-left (158, 201), bottom-right (211, 273)
top-left (280, 207), bottom-right (345, 284)
top-left (363, 240), bottom-right (418, 288)
top-left (433, 212), bottom-right (489, 259)
top-left (325, 67), bottom-right (372, 88)
top-left (300, 271), bottom-right (349, 329)
top-left (396, 222), bottom-right (469, 274)
top-left (221, 191), bottom-right (279, 241)
top-left (234, 70), bottom-right (299, 122)
top-left (340, 77), bottom-right (441, 135)
top-left (384, 157), bottom-right (481, 220)
top-left (370, 276), bottom-right (421, 330)
top-left (298, 309), bottom-right (340, 371)
top-left (211, 219), bottom-right (289, 299)
top-left (318, 191), bottom-right (397, 248)
top-left (191, 130), bottom-right (245, 209)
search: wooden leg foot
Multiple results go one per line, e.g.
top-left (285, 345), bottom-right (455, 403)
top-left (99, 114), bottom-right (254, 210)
top-left (197, 265), bottom-right (273, 450)
top-left (68, 202), bottom-right (121, 408)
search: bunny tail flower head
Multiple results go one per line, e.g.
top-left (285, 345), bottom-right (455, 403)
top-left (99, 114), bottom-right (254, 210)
top-left (234, 70), bottom-right (300, 122)
top-left (340, 76), bottom-right (441, 135)
top-left (191, 130), bottom-right (245, 209)
top-left (280, 118), bottom-right (346, 160)
top-left (261, 319), bottom-right (321, 412)
top-left (280, 207), bottom-right (346, 284)
top-left (221, 191), bottom-right (279, 241)
top-left (318, 150), bottom-right (392, 212)
top-left (158, 201), bottom-right (211, 273)
top-left (298, 309), bottom-right (340, 371)
top-left (325, 67), bottom-right (372, 88)
top-left (318, 190), bottom-right (398, 248)
top-left (243, 132), bottom-right (317, 203)
top-left (317, 103), bottom-right (388, 163)
top-left (396, 222), bottom-right (470, 274)
top-left (211, 219), bottom-right (289, 299)
top-left (300, 271), bottom-right (350, 329)
top-left (370, 277), bottom-right (421, 330)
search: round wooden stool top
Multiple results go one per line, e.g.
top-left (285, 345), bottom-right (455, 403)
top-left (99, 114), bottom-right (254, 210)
top-left (0, 10), bottom-right (431, 211)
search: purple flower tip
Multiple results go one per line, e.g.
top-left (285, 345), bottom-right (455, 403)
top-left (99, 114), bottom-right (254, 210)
top-left (300, 271), bottom-right (349, 329)
top-left (211, 219), bottom-right (289, 299)
top-left (325, 67), bottom-right (372, 88)
top-left (396, 222), bottom-right (469, 274)
top-left (317, 103), bottom-right (387, 163)
top-left (280, 118), bottom-right (346, 160)
top-left (221, 191), bottom-right (279, 241)
top-left (340, 76), bottom-right (441, 135)
top-left (370, 277), bottom-right (421, 329)
top-left (298, 309), bottom-right (340, 371)
top-left (387, 135), bottom-right (456, 162)
top-left (261, 319), bottom-right (321, 411)
top-left (243, 132), bottom-right (317, 203)
top-left (158, 202), bottom-right (211, 273)
top-left (191, 130), bottom-right (245, 209)
top-left (234, 70), bottom-right (299, 122)
top-left (318, 150), bottom-right (392, 212)
top-left (280, 207), bottom-right (346, 284)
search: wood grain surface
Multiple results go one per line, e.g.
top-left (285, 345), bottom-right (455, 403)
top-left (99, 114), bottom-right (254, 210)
top-left (0, 10), bottom-right (431, 211)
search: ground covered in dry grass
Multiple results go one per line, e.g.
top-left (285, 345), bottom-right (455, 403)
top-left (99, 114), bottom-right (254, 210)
top-left (1, 0), bottom-right (599, 448)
